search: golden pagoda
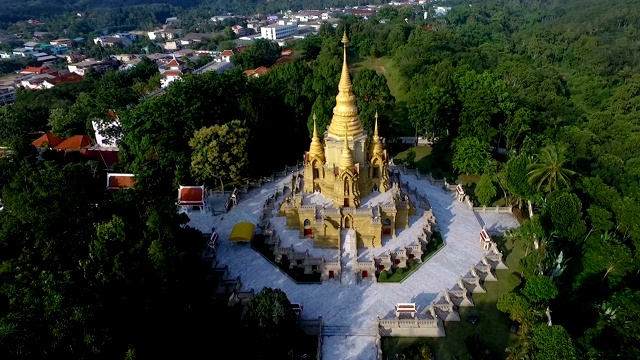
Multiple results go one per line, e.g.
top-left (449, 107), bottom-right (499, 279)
top-left (282, 31), bottom-right (413, 249)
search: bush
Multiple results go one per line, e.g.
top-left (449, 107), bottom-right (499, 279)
top-left (420, 344), bottom-right (433, 359)
top-left (405, 150), bottom-right (417, 168)
top-left (378, 270), bottom-right (388, 281)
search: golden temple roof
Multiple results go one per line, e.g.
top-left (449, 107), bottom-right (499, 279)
top-left (308, 114), bottom-right (325, 163)
top-left (327, 31), bottom-right (365, 140)
top-left (339, 127), bottom-right (355, 170)
top-left (372, 111), bottom-right (384, 156)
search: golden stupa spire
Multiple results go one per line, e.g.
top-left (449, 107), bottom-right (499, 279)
top-left (339, 126), bottom-right (354, 170)
top-left (327, 30), bottom-right (365, 140)
top-left (308, 113), bottom-right (325, 163)
top-left (372, 110), bottom-right (384, 156)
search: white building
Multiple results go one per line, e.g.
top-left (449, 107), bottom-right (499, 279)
top-left (260, 23), bottom-right (298, 40)
top-left (435, 7), bottom-right (452, 16)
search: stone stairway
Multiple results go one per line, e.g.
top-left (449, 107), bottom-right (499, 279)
top-left (321, 325), bottom-right (378, 337)
top-left (340, 229), bottom-right (358, 285)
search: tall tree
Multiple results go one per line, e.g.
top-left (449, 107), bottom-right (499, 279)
top-left (189, 120), bottom-right (249, 190)
top-left (408, 86), bottom-right (455, 139)
top-left (527, 144), bottom-right (576, 193)
top-left (451, 137), bottom-right (491, 174)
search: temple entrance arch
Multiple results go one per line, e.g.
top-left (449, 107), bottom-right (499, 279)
top-left (303, 219), bottom-right (313, 237)
top-left (343, 214), bottom-right (353, 229)
top-left (382, 218), bottom-right (392, 235)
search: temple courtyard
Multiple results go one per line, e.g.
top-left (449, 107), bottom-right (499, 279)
top-left (185, 172), bottom-right (519, 360)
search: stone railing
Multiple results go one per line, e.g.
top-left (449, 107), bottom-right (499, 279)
top-left (472, 205), bottom-right (513, 214)
top-left (378, 318), bottom-right (445, 337)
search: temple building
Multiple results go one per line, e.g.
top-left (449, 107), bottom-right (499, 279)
top-left (280, 32), bottom-right (414, 249)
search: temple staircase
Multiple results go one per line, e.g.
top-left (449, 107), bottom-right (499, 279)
top-left (321, 325), bottom-right (378, 337)
top-left (340, 229), bottom-right (358, 286)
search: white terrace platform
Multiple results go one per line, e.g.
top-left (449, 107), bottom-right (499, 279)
top-left (185, 173), bottom-right (519, 360)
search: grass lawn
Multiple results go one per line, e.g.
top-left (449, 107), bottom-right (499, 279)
top-left (351, 56), bottom-right (415, 136)
top-left (350, 56), bottom-right (408, 103)
top-left (393, 145), bottom-right (456, 180)
top-left (382, 236), bottom-right (525, 359)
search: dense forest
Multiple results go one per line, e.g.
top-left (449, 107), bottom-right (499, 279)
top-left (1, 0), bottom-right (640, 359)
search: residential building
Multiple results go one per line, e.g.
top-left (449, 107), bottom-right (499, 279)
top-left (273, 55), bottom-right (293, 66)
top-left (114, 33), bottom-right (137, 41)
top-left (36, 55), bottom-right (58, 62)
top-left (147, 29), bottom-right (182, 40)
top-left (0, 87), bottom-right (16, 105)
top-left (20, 66), bottom-right (51, 75)
top-left (94, 36), bottom-right (132, 47)
top-left (65, 53), bottom-right (86, 64)
top-left (165, 17), bottom-right (179, 25)
top-left (33, 31), bottom-right (51, 38)
top-left (19, 73), bottom-right (56, 89)
top-left (435, 7), bottom-right (452, 16)
top-left (164, 41), bottom-right (179, 51)
top-left (261, 23), bottom-right (298, 40)
top-left (52, 44), bottom-right (69, 54)
top-left (12, 48), bottom-right (34, 57)
top-left (232, 25), bottom-right (247, 36)
top-left (243, 66), bottom-right (268, 77)
top-left (0, 51), bottom-right (13, 59)
top-left (180, 33), bottom-right (214, 45)
top-left (23, 41), bottom-right (40, 50)
top-left (68, 59), bottom-right (105, 76)
top-left (211, 15), bottom-right (233, 22)
top-left (50, 38), bottom-right (73, 47)
top-left (42, 73), bottom-right (84, 88)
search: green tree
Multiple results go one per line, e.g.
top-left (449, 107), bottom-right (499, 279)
top-left (475, 173), bottom-right (497, 206)
top-left (231, 39), bottom-right (280, 70)
top-left (522, 276), bottom-right (559, 304)
top-left (408, 86), bottom-right (454, 139)
top-left (189, 120), bottom-right (249, 190)
top-left (242, 288), bottom-right (303, 359)
top-left (527, 144), bottom-right (576, 193)
top-left (497, 292), bottom-right (540, 334)
top-left (500, 154), bottom-right (537, 207)
top-left (451, 137), bottom-right (491, 174)
top-left (352, 68), bottom-right (394, 133)
top-left (532, 325), bottom-right (578, 360)
top-left (543, 191), bottom-right (586, 243)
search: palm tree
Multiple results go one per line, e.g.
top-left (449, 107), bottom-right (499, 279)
top-left (527, 145), bottom-right (576, 192)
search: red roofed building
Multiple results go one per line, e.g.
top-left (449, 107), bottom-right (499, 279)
top-left (220, 49), bottom-right (234, 62)
top-left (81, 148), bottom-right (119, 169)
top-left (20, 66), bottom-right (51, 75)
top-left (53, 135), bottom-right (92, 151)
top-left (106, 173), bottom-right (136, 191)
top-left (178, 185), bottom-right (206, 211)
top-left (273, 55), bottom-right (293, 66)
top-left (43, 73), bottom-right (84, 89)
top-left (281, 49), bottom-right (293, 56)
top-left (242, 66), bottom-right (269, 77)
top-left (32, 132), bottom-right (64, 148)
top-left (161, 56), bottom-right (187, 88)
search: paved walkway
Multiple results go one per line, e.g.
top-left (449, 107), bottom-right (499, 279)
top-left (186, 174), bottom-right (519, 360)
